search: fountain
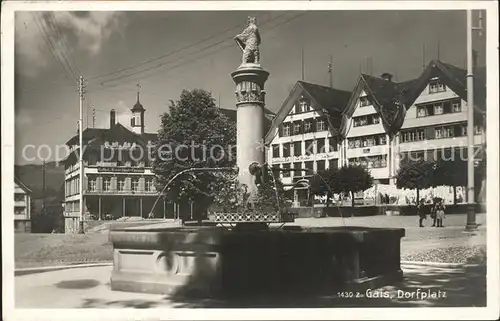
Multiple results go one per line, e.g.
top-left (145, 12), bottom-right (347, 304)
top-left (109, 17), bottom-right (405, 299)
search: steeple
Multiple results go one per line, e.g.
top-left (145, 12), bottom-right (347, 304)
top-left (130, 82), bottom-right (145, 134)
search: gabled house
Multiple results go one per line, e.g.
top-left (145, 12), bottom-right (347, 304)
top-left (342, 72), bottom-right (417, 184)
top-left (397, 60), bottom-right (486, 170)
top-left (265, 81), bottom-right (351, 206)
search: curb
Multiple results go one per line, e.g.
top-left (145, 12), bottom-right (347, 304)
top-left (15, 262), bottom-right (113, 276)
top-left (401, 261), bottom-right (482, 268)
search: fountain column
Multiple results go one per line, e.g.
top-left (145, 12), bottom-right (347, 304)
top-left (231, 65), bottom-right (269, 196)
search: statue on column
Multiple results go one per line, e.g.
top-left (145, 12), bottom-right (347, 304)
top-left (235, 16), bottom-right (261, 66)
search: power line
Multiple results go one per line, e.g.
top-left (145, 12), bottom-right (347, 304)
top-left (31, 13), bottom-right (77, 84)
top-left (89, 13), bottom-right (288, 87)
top-left (89, 12), bottom-right (306, 92)
top-left (86, 12), bottom-right (276, 83)
top-left (45, 12), bottom-right (82, 77)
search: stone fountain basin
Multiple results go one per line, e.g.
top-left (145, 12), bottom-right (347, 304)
top-left (109, 224), bottom-right (405, 298)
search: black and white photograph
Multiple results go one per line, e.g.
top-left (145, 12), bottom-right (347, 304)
top-left (2, 1), bottom-right (499, 320)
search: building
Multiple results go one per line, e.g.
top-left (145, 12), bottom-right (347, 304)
top-left (62, 90), bottom-right (276, 233)
top-left (14, 177), bottom-right (32, 233)
top-left (265, 81), bottom-right (351, 206)
top-left (62, 93), bottom-right (160, 233)
top-left (266, 60), bottom-right (486, 206)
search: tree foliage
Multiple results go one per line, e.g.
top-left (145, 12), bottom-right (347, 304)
top-left (211, 164), bottom-right (286, 215)
top-left (152, 89), bottom-right (237, 206)
top-left (331, 165), bottom-right (374, 207)
top-left (309, 168), bottom-right (338, 207)
top-left (396, 159), bottom-right (436, 190)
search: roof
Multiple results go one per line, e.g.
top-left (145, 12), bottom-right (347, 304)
top-left (405, 60), bottom-right (486, 113)
top-left (298, 81), bottom-right (352, 114)
top-left (15, 176), bottom-right (32, 194)
top-left (265, 81), bottom-right (351, 144)
top-left (131, 93), bottom-right (145, 112)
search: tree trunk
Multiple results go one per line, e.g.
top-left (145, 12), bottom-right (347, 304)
top-left (351, 191), bottom-right (355, 208)
top-left (326, 192), bottom-right (331, 208)
top-left (416, 189), bottom-right (420, 203)
top-left (453, 185), bottom-right (457, 205)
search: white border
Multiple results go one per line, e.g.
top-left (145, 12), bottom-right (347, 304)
top-left (2, 1), bottom-right (499, 320)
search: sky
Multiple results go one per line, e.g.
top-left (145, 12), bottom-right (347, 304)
top-left (14, 10), bottom-right (486, 165)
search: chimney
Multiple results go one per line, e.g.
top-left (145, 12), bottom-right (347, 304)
top-left (381, 72), bottom-right (393, 82)
top-left (110, 109), bottom-right (116, 128)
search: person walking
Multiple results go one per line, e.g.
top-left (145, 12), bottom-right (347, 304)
top-left (417, 198), bottom-right (427, 227)
top-left (435, 200), bottom-right (446, 227)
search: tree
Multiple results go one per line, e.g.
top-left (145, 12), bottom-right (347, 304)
top-left (331, 165), bottom-right (373, 208)
top-left (396, 159), bottom-right (435, 203)
top-left (433, 158), bottom-right (467, 204)
top-left (309, 168), bottom-right (338, 207)
top-left (151, 89), bottom-right (237, 217)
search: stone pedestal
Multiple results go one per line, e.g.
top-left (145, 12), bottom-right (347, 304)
top-left (231, 64), bottom-right (270, 196)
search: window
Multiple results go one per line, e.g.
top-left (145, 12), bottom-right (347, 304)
top-left (474, 126), bottom-right (482, 135)
top-left (88, 180), bottom-right (96, 192)
top-left (299, 99), bottom-right (309, 113)
top-left (293, 122), bottom-right (302, 135)
top-left (443, 126), bottom-right (453, 138)
top-left (118, 179), bottom-right (125, 191)
top-left (328, 137), bottom-right (338, 152)
top-left (379, 135), bottom-right (387, 145)
top-left (146, 180), bottom-right (155, 192)
top-left (304, 120), bottom-right (313, 133)
top-left (452, 99), bottom-right (462, 112)
top-left (316, 138), bottom-right (325, 154)
top-left (14, 194), bottom-right (24, 202)
top-left (293, 142), bottom-right (302, 156)
top-left (417, 130), bottom-right (425, 141)
top-left (461, 125), bottom-right (467, 136)
top-left (417, 106), bottom-right (427, 117)
top-left (435, 127), bottom-right (443, 139)
top-left (329, 159), bottom-right (338, 169)
top-left (305, 140), bottom-right (314, 155)
top-left (317, 160), bottom-right (325, 172)
top-left (304, 161), bottom-right (314, 174)
top-left (293, 162), bottom-right (302, 177)
top-left (283, 143), bottom-right (291, 157)
top-left (282, 163), bottom-right (291, 177)
top-left (434, 102), bottom-right (444, 115)
top-left (359, 96), bottom-right (370, 107)
top-left (353, 114), bottom-right (379, 127)
top-left (282, 123), bottom-right (291, 137)
top-left (429, 78), bottom-right (446, 93)
top-left (104, 178), bottom-right (111, 191)
top-left (316, 119), bottom-right (326, 131)
top-left (349, 155), bottom-right (387, 169)
top-left (272, 145), bottom-right (280, 158)
top-left (132, 179), bottom-right (139, 191)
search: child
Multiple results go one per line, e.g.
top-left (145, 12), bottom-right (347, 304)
top-left (435, 200), bottom-right (446, 227)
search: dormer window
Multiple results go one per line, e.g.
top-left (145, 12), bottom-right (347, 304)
top-left (429, 78), bottom-right (446, 93)
top-left (359, 96), bottom-right (370, 107)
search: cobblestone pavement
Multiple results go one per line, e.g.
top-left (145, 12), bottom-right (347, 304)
top-left (15, 263), bottom-right (486, 309)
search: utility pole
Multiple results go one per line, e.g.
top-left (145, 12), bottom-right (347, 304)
top-left (92, 108), bottom-right (96, 128)
top-left (422, 43), bottom-right (426, 71)
top-left (42, 159), bottom-right (46, 214)
top-left (78, 75), bottom-right (85, 234)
top-left (465, 9), bottom-right (483, 231)
top-left (328, 55), bottom-right (333, 88)
top-left (301, 46), bottom-right (305, 81)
